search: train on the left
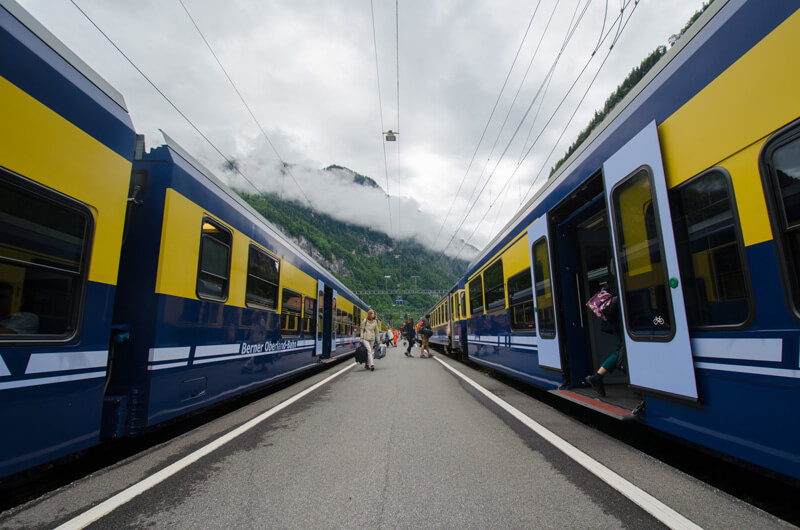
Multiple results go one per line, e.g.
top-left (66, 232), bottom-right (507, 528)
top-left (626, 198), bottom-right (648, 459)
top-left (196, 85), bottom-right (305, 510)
top-left (0, 0), bottom-right (370, 481)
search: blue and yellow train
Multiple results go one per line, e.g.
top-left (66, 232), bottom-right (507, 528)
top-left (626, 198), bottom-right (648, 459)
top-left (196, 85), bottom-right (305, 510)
top-left (0, 0), bottom-right (367, 480)
top-left (428, 0), bottom-right (800, 482)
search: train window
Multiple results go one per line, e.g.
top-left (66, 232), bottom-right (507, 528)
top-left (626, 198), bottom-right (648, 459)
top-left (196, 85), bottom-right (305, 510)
top-left (483, 260), bottom-right (505, 309)
top-left (280, 288), bottom-right (302, 338)
top-left (531, 238), bottom-right (555, 338)
top-left (460, 292), bottom-right (466, 319)
top-left (611, 168), bottom-right (674, 340)
top-left (507, 269), bottom-right (535, 333)
top-left (245, 245), bottom-right (279, 310)
top-left (670, 169), bottom-right (752, 328)
top-left (469, 277), bottom-right (484, 314)
top-left (304, 296), bottom-right (316, 337)
top-left (761, 123), bottom-right (800, 319)
top-left (0, 172), bottom-right (92, 339)
top-left (197, 217), bottom-right (231, 301)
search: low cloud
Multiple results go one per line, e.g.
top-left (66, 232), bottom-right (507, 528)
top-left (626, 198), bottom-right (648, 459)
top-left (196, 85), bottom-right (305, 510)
top-left (210, 146), bottom-right (479, 260)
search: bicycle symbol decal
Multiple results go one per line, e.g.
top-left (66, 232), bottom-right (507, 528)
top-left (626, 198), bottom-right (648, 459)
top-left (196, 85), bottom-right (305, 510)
top-left (653, 315), bottom-right (665, 326)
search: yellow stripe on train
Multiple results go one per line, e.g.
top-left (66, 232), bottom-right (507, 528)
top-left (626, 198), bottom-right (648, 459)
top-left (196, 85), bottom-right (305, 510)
top-left (659, 9), bottom-right (800, 247)
top-left (156, 188), bottom-right (317, 310)
top-left (0, 75), bottom-right (131, 286)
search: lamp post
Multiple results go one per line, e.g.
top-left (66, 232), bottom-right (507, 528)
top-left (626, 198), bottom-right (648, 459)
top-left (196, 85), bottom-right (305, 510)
top-left (384, 275), bottom-right (391, 292)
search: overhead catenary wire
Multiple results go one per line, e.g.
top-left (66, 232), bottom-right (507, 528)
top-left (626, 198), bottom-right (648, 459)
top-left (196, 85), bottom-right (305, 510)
top-left (514, 0), bottom-right (611, 175)
top-left (456, 1), bottom-right (638, 259)
top-left (460, 0), bottom-right (551, 234)
top-left (371, 0), bottom-right (395, 240)
top-left (452, 0), bottom-right (640, 260)
top-left (176, 0), bottom-right (313, 207)
top-left (69, 0), bottom-right (272, 203)
top-left (431, 0), bottom-right (544, 249)
top-left (442, 0), bottom-right (591, 257)
top-left (517, 0), bottom-right (639, 204)
top-left (452, 0), bottom-right (640, 259)
top-left (394, 0), bottom-right (400, 239)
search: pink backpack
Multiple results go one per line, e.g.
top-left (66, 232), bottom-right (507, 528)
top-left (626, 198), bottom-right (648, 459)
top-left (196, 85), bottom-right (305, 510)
top-left (586, 287), bottom-right (618, 322)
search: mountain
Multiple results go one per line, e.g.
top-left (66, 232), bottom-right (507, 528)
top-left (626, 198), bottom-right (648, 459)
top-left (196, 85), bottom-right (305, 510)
top-left (237, 190), bottom-right (469, 324)
top-left (324, 165), bottom-right (381, 189)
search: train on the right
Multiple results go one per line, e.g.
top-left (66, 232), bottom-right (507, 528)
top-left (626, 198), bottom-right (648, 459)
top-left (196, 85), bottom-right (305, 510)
top-left (424, 0), bottom-right (800, 482)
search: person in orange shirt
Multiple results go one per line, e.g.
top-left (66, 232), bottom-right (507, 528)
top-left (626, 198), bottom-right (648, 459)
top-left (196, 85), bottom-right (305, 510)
top-left (393, 328), bottom-right (398, 346)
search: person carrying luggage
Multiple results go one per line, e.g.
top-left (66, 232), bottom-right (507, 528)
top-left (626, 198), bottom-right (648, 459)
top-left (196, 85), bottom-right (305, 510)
top-left (360, 310), bottom-right (379, 371)
top-left (419, 313), bottom-right (433, 358)
top-left (585, 260), bottom-right (625, 396)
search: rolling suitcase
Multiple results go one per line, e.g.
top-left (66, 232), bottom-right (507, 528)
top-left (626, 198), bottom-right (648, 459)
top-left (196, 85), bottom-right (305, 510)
top-left (376, 343), bottom-right (387, 359)
top-left (354, 343), bottom-right (368, 364)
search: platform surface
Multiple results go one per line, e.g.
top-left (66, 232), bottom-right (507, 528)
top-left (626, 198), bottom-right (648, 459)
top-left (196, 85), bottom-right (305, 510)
top-left (1, 345), bottom-right (790, 529)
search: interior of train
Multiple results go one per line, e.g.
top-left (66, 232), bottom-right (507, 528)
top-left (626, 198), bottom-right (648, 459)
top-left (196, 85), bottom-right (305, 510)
top-left (550, 173), bottom-right (642, 410)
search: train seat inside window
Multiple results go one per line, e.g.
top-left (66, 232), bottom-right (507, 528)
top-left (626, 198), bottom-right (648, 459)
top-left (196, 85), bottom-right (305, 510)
top-left (0, 172), bottom-right (90, 338)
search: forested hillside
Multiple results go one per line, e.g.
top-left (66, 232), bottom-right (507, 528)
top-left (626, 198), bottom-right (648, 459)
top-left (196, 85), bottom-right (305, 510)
top-left (238, 190), bottom-right (469, 324)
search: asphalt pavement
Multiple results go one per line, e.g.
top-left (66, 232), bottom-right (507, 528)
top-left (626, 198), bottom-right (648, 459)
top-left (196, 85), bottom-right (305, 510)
top-left (1, 345), bottom-right (790, 529)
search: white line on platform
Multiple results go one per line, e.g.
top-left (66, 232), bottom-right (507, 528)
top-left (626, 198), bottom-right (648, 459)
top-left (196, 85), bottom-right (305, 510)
top-left (55, 362), bottom-right (357, 530)
top-left (434, 357), bottom-right (702, 530)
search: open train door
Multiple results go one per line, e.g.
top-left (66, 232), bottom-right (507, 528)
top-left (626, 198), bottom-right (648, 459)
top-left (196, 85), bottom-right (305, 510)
top-left (316, 281), bottom-right (335, 357)
top-left (602, 121), bottom-right (697, 400)
top-left (315, 281), bottom-right (326, 356)
top-left (527, 217), bottom-right (562, 371)
top-left (330, 289), bottom-right (338, 354)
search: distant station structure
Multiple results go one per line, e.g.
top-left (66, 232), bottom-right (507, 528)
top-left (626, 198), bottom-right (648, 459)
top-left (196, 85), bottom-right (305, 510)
top-left (353, 289), bottom-right (447, 296)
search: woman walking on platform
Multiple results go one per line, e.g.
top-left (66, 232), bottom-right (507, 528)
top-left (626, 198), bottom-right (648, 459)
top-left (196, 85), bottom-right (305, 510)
top-left (360, 310), bottom-right (379, 371)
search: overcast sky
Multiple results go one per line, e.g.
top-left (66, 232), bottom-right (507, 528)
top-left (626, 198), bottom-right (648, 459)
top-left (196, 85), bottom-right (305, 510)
top-left (18, 0), bottom-right (707, 260)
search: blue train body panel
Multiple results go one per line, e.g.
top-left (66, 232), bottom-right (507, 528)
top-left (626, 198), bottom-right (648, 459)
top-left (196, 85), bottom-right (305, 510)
top-left (103, 141), bottom-right (365, 437)
top-left (1, 0), bottom-right (366, 480)
top-left (0, 1), bottom-right (135, 478)
top-left (448, 1), bottom-right (800, 481)
top-left (0, 282), bottom-right (119, 478)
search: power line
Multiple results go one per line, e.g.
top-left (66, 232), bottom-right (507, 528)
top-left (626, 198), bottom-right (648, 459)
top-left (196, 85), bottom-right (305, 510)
top-left (177, 0), bottom-right (313, 207)
top-left (69, 0), bottom-right (267, 200)
top-left (458, 0), bottom-right (551, 237)
top-left (453, 0), bottom-right (640, 260)
top-left (431, 0), bottom-right (543, 248)
top-left (517, 0), bottom-right (639, 203)
top-left (394, 0), bottom-right (401, 239)
top-left (458, 2), bottom-right (638, 259)
top-left (371, 0), bottom-right (395, 240)
top-left (442, 0), bottom-right (591, 257)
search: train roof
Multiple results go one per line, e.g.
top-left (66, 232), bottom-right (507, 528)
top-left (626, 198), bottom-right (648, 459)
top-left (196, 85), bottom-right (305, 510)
top-left (0, 0), bottom-right (128, 111)
top-left (155, 131), bottom-right (367, 308)
top-left (467, 0), bottom-right (727, 272)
